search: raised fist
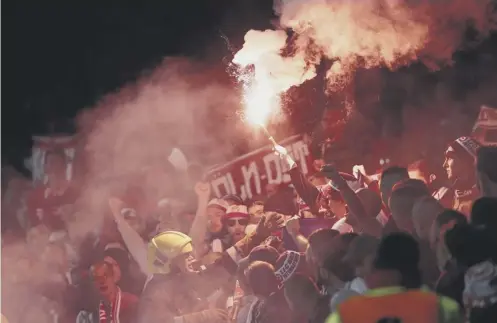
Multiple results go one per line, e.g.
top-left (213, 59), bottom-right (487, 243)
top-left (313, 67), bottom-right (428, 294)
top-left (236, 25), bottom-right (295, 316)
top-left (194, 182), bottom-right (211, 199)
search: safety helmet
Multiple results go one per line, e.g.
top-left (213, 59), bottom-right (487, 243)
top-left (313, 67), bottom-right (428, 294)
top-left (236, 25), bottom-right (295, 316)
top-left (147, 231), bottom-right (193, 275)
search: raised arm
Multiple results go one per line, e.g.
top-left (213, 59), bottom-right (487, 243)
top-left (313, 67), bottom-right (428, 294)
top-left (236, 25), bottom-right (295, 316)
top-left (187, 182), bottom-right (211, 257)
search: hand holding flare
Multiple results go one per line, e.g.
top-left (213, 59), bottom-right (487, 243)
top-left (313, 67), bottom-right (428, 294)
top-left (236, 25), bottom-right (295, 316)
top-left (259, 125), bottom-right (297, 170)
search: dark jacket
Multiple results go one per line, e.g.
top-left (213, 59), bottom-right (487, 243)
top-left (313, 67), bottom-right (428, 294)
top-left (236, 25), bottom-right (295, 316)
top-left (435, 259), bottom-right (466, 307)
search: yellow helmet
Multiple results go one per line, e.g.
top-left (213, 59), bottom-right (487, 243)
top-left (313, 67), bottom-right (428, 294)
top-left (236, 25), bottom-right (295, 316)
top-left (147, 231), bottom-right (193, 274)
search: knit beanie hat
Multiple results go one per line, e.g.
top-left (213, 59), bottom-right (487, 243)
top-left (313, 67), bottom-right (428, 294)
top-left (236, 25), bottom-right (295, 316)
top-left (447, 137), bottom-right (480, 165)
top-left (275, 250), bottom-right (307, 287)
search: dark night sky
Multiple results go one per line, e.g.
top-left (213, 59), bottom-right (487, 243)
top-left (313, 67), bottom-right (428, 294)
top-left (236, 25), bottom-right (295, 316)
top-left (2, 1), bottom-right (274, 169)
top-left (3, 2), bottom-right (497, 172)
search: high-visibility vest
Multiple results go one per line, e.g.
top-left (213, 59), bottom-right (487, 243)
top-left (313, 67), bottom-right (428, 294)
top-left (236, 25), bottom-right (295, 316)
top-left (327, 287), bottom-right (462, 323)
top-left (339, 289), bottom-right (438, 323)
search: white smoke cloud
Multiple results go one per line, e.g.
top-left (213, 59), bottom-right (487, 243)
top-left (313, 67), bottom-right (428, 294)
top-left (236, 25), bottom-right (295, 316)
top-left (236, 0), bottom-right (497, 93)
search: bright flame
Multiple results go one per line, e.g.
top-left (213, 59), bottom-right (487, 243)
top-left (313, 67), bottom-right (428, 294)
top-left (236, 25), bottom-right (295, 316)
top-left (232, 29), bottom-right (317, 128)
top-left (241, 73), bottom-right (280, 127)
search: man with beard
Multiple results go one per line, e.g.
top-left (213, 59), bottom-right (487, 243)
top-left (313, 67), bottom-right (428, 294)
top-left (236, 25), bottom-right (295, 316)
top-left (224, 205), bottom-right (250, 244)
top-left (138, 212), bottom-right (285, 323)
top-left (439, 136), bottom-right (480, 216)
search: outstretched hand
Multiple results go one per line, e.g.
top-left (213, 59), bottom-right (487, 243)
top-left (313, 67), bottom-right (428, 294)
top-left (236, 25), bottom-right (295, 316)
top-left (273, 143), bottom-right (288, 157)
top-left (256, 212), bottom-right (285, 238)
top-left (320, 164), bottom-right (347, 189)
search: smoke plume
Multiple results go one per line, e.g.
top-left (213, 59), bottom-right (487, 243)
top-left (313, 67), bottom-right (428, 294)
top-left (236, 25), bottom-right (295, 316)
top-left (73, 58), bottom-right (240, 240)
top-left (235, 0), bottom-right (496, 93)
top-left (1, 58), bottom-right (240, 323)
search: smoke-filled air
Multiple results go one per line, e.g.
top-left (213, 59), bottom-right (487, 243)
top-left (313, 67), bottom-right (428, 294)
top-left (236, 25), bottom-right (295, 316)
top-left (234, 0), bottom-right (496, 94)
top-left (2, 1), bottom-right (497, 323)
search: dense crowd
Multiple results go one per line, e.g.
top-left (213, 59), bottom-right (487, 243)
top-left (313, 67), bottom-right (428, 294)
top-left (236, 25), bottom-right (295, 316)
top-left (2, 117), bottom-right (497, 323)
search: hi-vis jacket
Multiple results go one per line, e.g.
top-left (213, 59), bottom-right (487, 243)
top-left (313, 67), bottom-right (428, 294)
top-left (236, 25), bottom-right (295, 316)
top-left (326, 286), bottom-right (463, 323)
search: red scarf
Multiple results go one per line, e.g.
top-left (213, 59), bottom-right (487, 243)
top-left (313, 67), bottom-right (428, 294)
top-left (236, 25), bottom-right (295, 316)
top-left (99, 287), bottom-right (122, 323)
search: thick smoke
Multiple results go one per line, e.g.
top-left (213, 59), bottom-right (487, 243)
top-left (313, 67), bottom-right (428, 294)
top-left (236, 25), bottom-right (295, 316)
top-left (236, 0), bottom-right (496, 92)
top-left (1, 58), bottom-right (240, 323)
top-left (72, 58), bottom-right (241, 240)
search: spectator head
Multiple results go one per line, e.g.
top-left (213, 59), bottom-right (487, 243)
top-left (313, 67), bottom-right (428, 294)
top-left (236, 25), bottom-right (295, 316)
top-left (476, 146), bottom-right (497, 198)
top-left (343, 234), bottom-right (380, 279)
top-left (306, 229), bottom-right (340, 280)
top-left (445, 223), bottom-right (495, 268)
top-left (320, 172), bottom-right (361, 218)
top-left (245, 261), bottom-right (279, 299)
top-left (443, 136), bottom-right (479, 182)
top-left (206, 198), bottom-right (228, 234)
top-left (408, 159), bottom-right (430, 184)
top-left (430, 209), bottom-right (468, 248)
top-left (90, 258), bottom-right (120, 301)
top-left (224, 205), bottom-right (250, 243)
top-left (463, 260), bottom-right (497, 323)
top-left (369, 232), bottom-right (422, 290)
top-left (320, 233), bottom-right (358, 285)
top-left (248, 200), bottom-right (265, 224)
top-left (412, 196), bottom-right (444, 241)
top-left (238, 245), bottom-right (280, 271)
top-left (275, 251), bottom-right (309, 287)
top-left (379, 166), bottom-right (409, 207)
top-left (283, 273), bottom-right (320, 315)
top-left (222, 194), bottom-right (244, 206)
top-left (430, 209), bottom-right (468, 271)
top-left (103, 247), bottom-right (129, 277)
top-left (355, 188), bottom-right (382, 217)
top-left (471, 197), bottom-right (497, 235)
top-left (389, 179), bottom-right (429, 234)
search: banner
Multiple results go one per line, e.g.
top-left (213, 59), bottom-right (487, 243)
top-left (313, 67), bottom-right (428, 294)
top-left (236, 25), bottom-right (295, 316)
top-left (205, 134), bottom-right (313, 201)
top-left (472, 105), bottom-right (497, 146)
top-left (31, 135), bottom-right (79, 186)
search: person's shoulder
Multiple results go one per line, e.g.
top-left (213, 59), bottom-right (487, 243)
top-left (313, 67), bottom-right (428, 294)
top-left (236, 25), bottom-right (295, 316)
top-left (437, 294), bottom-right (464, 323)
top-left (438, 294), bottom-right (462, 313)
top-left (121, 291), bottom-right (139, 305)
top-left (325, 311), bottom-right (342, 323)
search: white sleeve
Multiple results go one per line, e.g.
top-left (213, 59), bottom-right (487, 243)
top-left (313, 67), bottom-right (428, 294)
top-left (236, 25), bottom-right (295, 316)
top-left (112, 213), bottom-right (150, 276)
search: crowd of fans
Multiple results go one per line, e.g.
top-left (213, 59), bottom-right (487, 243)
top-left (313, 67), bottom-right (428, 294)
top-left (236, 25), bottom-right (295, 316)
top-left (2, 124), bottom-right (497, 323)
